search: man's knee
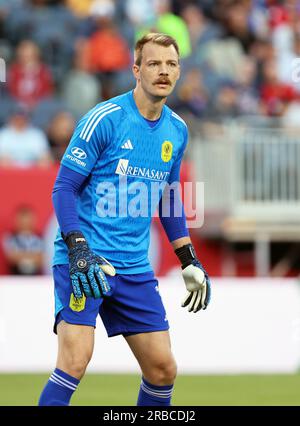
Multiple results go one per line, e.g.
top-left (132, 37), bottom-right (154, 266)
top-left (160, 359), bottom-right (177, 383)
top-left (61, 352), bottom-right (92, 378)
top-left (146, 358), bottom-right (177, 385)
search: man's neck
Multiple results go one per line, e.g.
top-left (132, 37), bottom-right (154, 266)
top-left (133, 87), bottom-right (166, 120)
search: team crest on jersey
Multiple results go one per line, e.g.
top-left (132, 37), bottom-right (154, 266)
top-left (161, 141), bottom-right (173, 162)
top-left (69, 293), bottom-right (86, 312)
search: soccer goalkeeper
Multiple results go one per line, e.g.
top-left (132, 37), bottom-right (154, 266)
top-left (38, 33), bottom-right (211, 407)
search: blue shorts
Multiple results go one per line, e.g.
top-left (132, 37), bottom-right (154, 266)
top-left (53, 265), bottom-right (169, 337)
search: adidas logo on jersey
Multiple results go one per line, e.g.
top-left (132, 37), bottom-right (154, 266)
top-left (121, 140), bottom-right (133, 150)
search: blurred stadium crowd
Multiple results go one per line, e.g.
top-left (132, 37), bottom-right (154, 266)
top-left (1, 0), bottom-right (300, 276)
top-left (1, 0), bottom-right (300, 165)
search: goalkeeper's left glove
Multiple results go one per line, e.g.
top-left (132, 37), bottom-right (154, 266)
top-left (175, 244), bottom-right (211, 313)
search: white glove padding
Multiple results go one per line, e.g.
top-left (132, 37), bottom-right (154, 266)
top-left (98, 256), bottom-right (116, 276)
top-left (181, 264), bottom-right (208, 312)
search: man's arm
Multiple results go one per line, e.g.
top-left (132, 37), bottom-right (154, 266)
top-left (158, 164), bottom-right (212, 313)
top-left (159, 123), bottom-right (211, 311)
top-left (158, 188), bottom-right (211, 312)
top-left (53, 103), bottom-right (123, 298)
top-left (52, 165), bottom-right (115, 299)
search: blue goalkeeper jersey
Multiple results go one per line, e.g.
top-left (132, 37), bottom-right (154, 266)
top-left (53, 90), bottom-right (188, 274)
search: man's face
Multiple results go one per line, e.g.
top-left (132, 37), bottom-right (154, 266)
top-left (133, 42), bottom-right (180, 100)
top-left (16, 209), bottom-right (35, 232)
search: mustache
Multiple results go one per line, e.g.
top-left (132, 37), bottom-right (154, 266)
top-left (153, 78), bottom-right (172, 85)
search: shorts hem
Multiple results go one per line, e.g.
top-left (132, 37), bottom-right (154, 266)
top-left (107, 326), bottom-right (170, 338)
top-left (53, 312), bottom-right (96, 334)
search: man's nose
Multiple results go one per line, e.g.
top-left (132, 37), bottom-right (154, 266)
top-left (159, 64), bottom-right (169, 75)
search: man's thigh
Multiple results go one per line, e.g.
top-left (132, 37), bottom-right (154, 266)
top-left (124, 330), bottom-right (174, 372)
top-left (56, 320), bottom-right (95, 378)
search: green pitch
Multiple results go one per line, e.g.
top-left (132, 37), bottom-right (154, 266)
top-left (0, 373), bottom-right (299, 406)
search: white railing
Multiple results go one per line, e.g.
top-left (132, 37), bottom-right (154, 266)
top-left (235, 128), bottom-right (300, 220)
top-left (191, 124), bottom-right (300, 222)
top-left (190, 122), bottom-right (300, 275)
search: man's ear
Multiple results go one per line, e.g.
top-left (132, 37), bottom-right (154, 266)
top-left (132, 63), bottom-right (140, 81)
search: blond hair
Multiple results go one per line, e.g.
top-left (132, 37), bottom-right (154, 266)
top-left (134, 33), bottom-right (180, 66)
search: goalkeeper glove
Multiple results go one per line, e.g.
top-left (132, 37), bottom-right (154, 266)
top-left (175, 244), bottom-right (211, 312)
top-left (63, 231), bottom-right (116, 299)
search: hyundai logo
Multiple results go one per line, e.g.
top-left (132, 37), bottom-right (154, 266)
top-left (71, 147), bottom-right (87, 159)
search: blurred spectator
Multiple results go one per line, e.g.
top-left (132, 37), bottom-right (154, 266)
top-left (0, 105), bottom-right (52, 167)
top-left (209, 81), bottom-right (240, 119)
top-left (85, 0), bottom-right (131, 98)
top-left (3, 205), bottom-right (44, 275)
top-left (181, 3), bottom-right (222, 52)
top-left (260, 58), bottom-right (297, 117)
top-left (174, 68), bottom-right (209, 118)
top-left (248, 38), bottom-right (275, 90)
top-left (0, 0), bottom-right (25, 40)
top-left (235, 56), bottom-right (260, 115)
top-left (61, 39), bottom-right (102, 119)
top-left (5, 0), bottom-right (78, 82)
top-left (277, 33), bottom-right (300, 93)
top-left (123, 0), bottom-right (155, 47)
top-left (268, 2), bottom-right (294, 54)
top-left (155, 0), bottom-right (191, 57)
top-left (46, 111), bottom-right (75, 162)
top-left (221, 0), bottom-right (257, 53)
top-left (66, 0), bottom-right (94, 18)
top-left (7, 40), bottom-right (54, 111)
top-left (248, 0), bottom-right (269, 40)
top-left (269, 1), bottom-right (299, 95)
top-left (202, 38), bottom-right (245, 81)
top-left (249, 38), bottom-right (275, 65)
top-left (140, 0), bottom-right (191, 58)
top-left (31, 97), bottom-right (69, 131)
top-left (124, 0), bottom-right (155, 27)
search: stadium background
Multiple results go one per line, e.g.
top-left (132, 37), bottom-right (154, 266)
top-left (1, 0), bottom-right (300, 405)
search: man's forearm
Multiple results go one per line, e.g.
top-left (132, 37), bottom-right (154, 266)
top-left (171, 236), bottom-right (191, 251)
top-left (159, 186), bottom-right (189, 243)
top-left (52, 165), bottom-right (86, 235)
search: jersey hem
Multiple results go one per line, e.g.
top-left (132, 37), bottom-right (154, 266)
top-left (52, 262), bottom-right (154, 275)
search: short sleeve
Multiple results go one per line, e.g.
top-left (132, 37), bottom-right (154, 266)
top-left (61, 103), bottom-right (121, 176)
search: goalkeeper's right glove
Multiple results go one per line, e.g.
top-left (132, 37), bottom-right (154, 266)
top-left (63, 231), bottom-right (116, 299)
